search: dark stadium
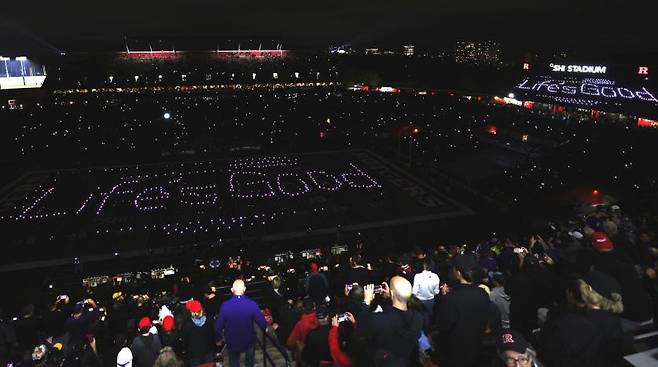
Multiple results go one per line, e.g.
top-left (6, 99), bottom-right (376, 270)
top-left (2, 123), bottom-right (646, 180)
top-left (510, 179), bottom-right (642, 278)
top-left (1, 2), bottom-right (658, 367)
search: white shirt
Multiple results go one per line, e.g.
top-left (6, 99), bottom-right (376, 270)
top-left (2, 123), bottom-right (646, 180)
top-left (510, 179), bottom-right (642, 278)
top-left (413, 270), bottom-right (441, 301)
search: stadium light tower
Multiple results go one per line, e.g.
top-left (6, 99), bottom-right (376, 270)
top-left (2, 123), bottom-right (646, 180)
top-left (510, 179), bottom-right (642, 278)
top-left (16, 56), bottom-right (27, 76)
top-left (0, 56), bottom-right (9, 77)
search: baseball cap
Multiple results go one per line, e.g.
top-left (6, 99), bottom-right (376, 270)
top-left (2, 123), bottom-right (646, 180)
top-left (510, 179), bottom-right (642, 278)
top-left (138, 317), bottom-right (152, 331)
top-left (591, 231), bottom-right (614, 251)
top-left (161, 315), bottom-right (175, 332)
top-left (498, 329), bottom-right (529, 354)
top-left (185, 300), bottom-right (203, 314)
top-left (117, 347), bottom-right (133, 367)
top-left (581, 271), bottom-right (622, 300)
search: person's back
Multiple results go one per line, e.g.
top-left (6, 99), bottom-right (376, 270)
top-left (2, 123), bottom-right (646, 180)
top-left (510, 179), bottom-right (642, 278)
top-left (584, 309), bottom-right (626, 365)
top-left (538, 310), bottom-right (605, 367)
top-left (434, 255), bottom-right (492, 367)
top-left (302, 321), bottom-right (332, 366)
top-left (215, 280), bottom-right (267, 367)
top-left (362, 304), bottom-right (423, 363)
top-left (130, 333), bottom-right (161, 367)
top-left (356, 277), bottom-right (423, 366)
top-left (593, 251), bottom-right (652, 322)
top-left (14, 312), bottom-right (39, 351)
top-left (435, 283), bottom-right (491, 366)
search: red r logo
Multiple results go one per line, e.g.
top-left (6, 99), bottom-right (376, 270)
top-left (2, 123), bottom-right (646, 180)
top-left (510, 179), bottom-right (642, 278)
top-left (639, 66), bottom-right (649, 75)
top-left (502, 334), bottom-right (515, 344)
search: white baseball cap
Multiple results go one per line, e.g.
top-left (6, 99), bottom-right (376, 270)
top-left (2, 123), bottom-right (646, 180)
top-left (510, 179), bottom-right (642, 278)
top-left (117, 347), bottom-right (133, 367)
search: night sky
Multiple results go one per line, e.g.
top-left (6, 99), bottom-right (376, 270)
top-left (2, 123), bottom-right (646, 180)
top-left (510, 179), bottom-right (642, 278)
top-left (1, 1), bottom-right (655, 56)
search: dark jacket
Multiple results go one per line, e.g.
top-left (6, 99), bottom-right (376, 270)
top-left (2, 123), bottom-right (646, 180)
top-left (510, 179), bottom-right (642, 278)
top-left (130, 333), bottom-right (161, 367)
top-left (433, 283), bottom-right (492, 367)
top-left (181, 317), bottom-right (215, 359)
top-left (356, 304), bottom-right (423, 366)
top-left (302, 324), bottom-right (332, 366)
top-left (539, 308), bottom-right (616, 367)
top-left (593, 251), bottom-right (652, 321)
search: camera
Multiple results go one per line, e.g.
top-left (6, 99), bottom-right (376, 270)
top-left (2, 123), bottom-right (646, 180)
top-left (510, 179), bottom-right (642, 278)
top-left (336, 313), bottom-right (349, 323)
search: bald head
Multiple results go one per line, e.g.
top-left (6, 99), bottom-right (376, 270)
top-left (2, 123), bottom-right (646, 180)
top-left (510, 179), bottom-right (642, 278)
top-left (390, 276), bottom-right (412, 303)
top-left (231, 279), bottom-right (246, 296)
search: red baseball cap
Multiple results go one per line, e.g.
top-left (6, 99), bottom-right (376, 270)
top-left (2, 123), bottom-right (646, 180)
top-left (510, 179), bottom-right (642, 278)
top-left (138, 317), bottom-right (152, 331)
top-left (591, 231), bottom-right (614, 251)
top-left (186, 300), bottom-right (203, 314)
top-left (161, 315), bottom-right (175, 332)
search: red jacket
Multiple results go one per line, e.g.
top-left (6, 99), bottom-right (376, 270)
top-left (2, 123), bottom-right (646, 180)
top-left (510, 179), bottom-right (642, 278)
top-left (328, 325), bottom-right (352, 367)
top-left (286, 312), bottom-right (319, 349)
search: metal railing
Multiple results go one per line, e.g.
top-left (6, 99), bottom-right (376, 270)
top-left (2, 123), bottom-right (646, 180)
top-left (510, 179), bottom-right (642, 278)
top-left (255, 322), bottom-right (291, 367)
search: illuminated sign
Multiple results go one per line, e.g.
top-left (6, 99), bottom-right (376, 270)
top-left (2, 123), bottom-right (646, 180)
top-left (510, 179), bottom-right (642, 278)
top-left (638, 118), bottom-right (658, 128)
top-left (550, 63), bottom-right (607, 74)
top-left (377, 86), bottom-right (399, 93)
top-left (523, 63), bottom-right (530, 70)
top-left (515, 77), bottom-right (658, 104)
top-left (638, 66), bottom-right (649, 75)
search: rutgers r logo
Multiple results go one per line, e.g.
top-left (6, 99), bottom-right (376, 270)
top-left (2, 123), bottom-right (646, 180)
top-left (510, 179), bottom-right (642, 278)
top-left (638, 66), bottom-right (649, 75)
top-left (502, 334), bottom-right (515, 343)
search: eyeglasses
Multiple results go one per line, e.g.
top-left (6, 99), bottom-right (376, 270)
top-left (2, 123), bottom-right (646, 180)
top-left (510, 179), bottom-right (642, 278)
top-left (503, 355), bottom-right (531, 366)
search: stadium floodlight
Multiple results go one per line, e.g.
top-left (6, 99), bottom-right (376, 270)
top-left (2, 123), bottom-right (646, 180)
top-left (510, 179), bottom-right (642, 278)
top-left (163, 112), bottom-right (171, 119)
top-left (0, 56), bottom-right (10, 61)
top-left (16, 56), bottom-right (28, 61)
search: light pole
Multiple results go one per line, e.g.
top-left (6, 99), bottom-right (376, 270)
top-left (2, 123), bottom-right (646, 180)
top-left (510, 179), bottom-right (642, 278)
top-left (16, 56), bottom-right (27, 77)
top-left (0, 56), bottom-right (9, 78)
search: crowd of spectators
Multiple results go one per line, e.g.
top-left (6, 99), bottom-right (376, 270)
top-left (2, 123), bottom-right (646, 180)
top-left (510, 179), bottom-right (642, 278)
top-left (1, 202), bottom-right (656, 367)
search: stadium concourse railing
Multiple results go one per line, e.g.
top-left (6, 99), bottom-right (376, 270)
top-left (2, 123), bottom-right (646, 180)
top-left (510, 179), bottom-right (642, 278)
top-left (254, 321), bottom-right (292, 367)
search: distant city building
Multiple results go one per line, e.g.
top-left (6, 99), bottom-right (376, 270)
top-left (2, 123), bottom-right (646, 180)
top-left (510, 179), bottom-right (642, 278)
top-left (455, 41), bottom-right (500, 65)
top-left (403, 45), bottom-right (415, 56)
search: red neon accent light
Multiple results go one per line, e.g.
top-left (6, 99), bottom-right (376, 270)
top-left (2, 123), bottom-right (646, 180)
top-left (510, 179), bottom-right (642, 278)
top-left (552, 105), bottom-right (565, 113)
top-left (638, 118), bottom-right (658, 128)
top-left (592, 189), bottom-right (600, 195)
top-left (120, 51), bottom-right (181, 59)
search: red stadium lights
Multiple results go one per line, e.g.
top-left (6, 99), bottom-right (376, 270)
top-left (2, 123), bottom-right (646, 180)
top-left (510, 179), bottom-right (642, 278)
top-left (637, 118), bottom-right (658, 128)
top-left (412, 128), bottom-right (420, 134)
top-left (592, 189), bottom-right (600, 195)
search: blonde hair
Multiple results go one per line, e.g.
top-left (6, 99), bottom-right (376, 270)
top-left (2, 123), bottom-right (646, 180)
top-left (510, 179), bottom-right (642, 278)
top-left (576, 279), bottom-right (624, 314)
